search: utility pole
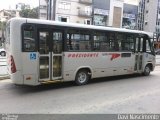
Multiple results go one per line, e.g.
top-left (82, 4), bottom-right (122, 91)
top-left (44, 0), bottom-right (49, 20)
top-left (92, 0), bottom-right (94, 25)
top-left (52, 0), bottom-right (56, 20)
top-left (48, 0), bottom-right (52, 20)
top-left (45, 0), bottom-right (52, 20)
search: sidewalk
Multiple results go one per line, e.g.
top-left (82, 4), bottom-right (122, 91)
top-left (0, 75), bottom-right (10, 80)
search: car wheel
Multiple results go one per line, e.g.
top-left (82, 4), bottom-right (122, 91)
top-left (75, 70), bottom-right (89, 85)
top-left (143, 65), bottom-right (151, 76)
top-left (1, 51), bottom-right (6, 56)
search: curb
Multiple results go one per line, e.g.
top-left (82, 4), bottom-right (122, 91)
top-left (0, 75), bottom-right (10, 80)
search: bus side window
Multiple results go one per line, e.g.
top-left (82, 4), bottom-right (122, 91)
top-left (146, 39), bottom-right (151, 53)
top-left (93, 31), bottom-right (111, 51)
top-left (122, 34), bottom-right (134, 52)
top-left (115, 33), bottom-right (124, 51)
top-left (109, 33), bottom-right (115, 51)
top-left (22, 25), bottom-right (36, 52)
top-left (67, 29), bottom-right (91, 51)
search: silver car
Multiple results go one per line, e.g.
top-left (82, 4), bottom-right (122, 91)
top-left (0, 48), bottom-right (6, 56)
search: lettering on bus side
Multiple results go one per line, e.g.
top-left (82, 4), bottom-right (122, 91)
top-left (68, 53), bottom-right (99, 58)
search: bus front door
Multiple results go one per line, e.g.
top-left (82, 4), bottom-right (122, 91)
top-left (38, 30), bottom-right (51, 81)
top-left (52, 31), bottom-right (63, 80)
top-left (38, 29), bottom-right (63, 82)
top-left (134, 37), bottom-right (143, 73)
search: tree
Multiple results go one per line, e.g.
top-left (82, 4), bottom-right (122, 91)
top-left (19, 7), bottom-right (39, 19)
top-left (0, 21), bottom-right (6, 44)
top-left (0, 21), bottom-right (6, 30)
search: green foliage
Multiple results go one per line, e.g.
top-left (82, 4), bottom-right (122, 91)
top-left (19, 7), bottom-right (39, 18)
top-left (0, 21), bottom-right (6, 30)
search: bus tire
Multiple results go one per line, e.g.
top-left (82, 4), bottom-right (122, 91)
top-left (143, 65), bottom-right (151, 76)
top-left (75, 69), bottom-right (89, 85)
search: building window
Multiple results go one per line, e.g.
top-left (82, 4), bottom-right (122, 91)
top-left (39, 5), bottom-right (47, 9)
top-left (146, 10), bottom-right (148, 13)
top-left (147, 0), bottom-right (149, 3)
top-left (58, 16), bottom-right (69, 22)
top-left (85, 6), bottom-right (92, 15)
top-left (84, 19), bottom-right (91, 25)
top-left (145, 21), bottom-right (148, 25)
top-left (40, 13), bottom-right (47, 18)
top-left (58, 2), bottom-right (71, 10)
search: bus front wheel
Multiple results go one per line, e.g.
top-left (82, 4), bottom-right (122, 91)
top-left (143, 65), bottom-right (151, 76)
top-left (75, 70), bottom-right (89, 85)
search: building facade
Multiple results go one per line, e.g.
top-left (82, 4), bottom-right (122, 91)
top-left (108, 0), bottom-right (124, 28)
top-left (122, 3), bottom-right (138, 30)
top-left (0, 9), bottom-right (20, 22)
top-left (144, 0), bottom-right (158, 33)
top-left (137, 0), bottom-right (158, 33)
top-left (39, 0), bottom-right (125, 27)
top-left (156, 0), bottom-right (160, 38)
top-left (39, 0), bottom-right (140, 29)
top-left (0, 9), bottom-right (20, 46)
top-left (39, 0), bottom-right (48, 19)
top-left (39, 0), bottom-right (93, 24)
top-left (137, 0), bottom-right (145, 30)
top-left (93, 0), bottom-right (110, 26)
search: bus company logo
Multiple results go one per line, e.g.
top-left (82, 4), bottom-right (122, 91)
top-left (110, 53), bottom-right (121, 61)
top-left (68, 53), bottom-right (99, 58)
top-left (102, 53), bottom-right (121, 60)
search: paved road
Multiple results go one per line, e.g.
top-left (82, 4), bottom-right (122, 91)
top-left (0, 66), bottom-right (160, 114)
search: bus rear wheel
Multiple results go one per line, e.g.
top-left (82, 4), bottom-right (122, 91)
top-left (143, 65), bottom-right (151, 76)
top-left (75, 70), bottom-right (89, 85)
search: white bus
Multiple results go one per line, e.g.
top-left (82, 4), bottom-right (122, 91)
top-left (5, 18), bottom-right (155, 86)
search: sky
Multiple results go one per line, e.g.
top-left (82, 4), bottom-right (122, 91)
top-left (125, 0), bottom-right (139, 5)
top-left (0, 0), bottom-right (139, 10)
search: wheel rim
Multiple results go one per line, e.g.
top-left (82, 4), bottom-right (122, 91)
top-left (78, 72), bottom-right (87, 83)
top-left (145, 66), bottom-right (150, 74)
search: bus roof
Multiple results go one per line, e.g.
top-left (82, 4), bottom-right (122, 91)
top-left (10, 17), bottom-right (153, 37)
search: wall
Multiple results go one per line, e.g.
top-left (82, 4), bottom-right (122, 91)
top-left (144, 0), bottom-right (158, 32)
top-left (109, 0), bottom-right (124, 27)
